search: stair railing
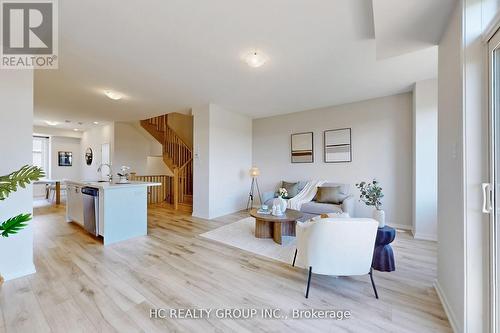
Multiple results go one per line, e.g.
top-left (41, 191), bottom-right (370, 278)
top-left (143, 115), bottom-right (193, 211)
top-left (173, 158), bottom-right (193, 210)
top-left (129, 173), bottom-right (173, 204)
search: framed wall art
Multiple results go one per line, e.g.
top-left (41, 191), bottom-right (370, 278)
top-left (58, 151), bottom-right (73, 166)
top-left (291, 132), bottom-right (314, 163)
top-left (324, 128), bottom-right (352, 163)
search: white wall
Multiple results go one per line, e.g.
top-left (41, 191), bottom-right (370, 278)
top-left (0, 70), bottom-right (36, 281)
top-left (80, 124), bottom-right (114, 180)
top-left (253, 93), bottom-right (412, 228)
top-left (193, 104), bottom-right (252, 219)
top-left (412, 79), bottom-right (438, 241)
top-left (209, 105), bottom-right (253, 218)
top-left (113, 122), bottom-right (171, 176)
top-left (50, 136), bottom-right (82, 180)
top-left (193, 105), bottom-right (211, 218)
top-left (436, 5), bottom-right (465, 331)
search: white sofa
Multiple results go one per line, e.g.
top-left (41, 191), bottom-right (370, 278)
top-left (262, 182), bottom-right (355, 218)
top-left (292, 217), bottom-right (379, 298)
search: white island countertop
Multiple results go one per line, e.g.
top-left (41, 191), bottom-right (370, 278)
top-left (65, 179), bottom-right (161, 245)
top-left (66, 180), bottom-right (161, 190)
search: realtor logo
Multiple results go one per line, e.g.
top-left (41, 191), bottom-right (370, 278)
top-left (1, 0), bottom-right (58, 69)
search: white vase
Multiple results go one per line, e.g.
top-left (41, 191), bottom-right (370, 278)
top-left (372, 209), bottom-right (385, 228)
top-left (273, 197), bottom-right (287, 214)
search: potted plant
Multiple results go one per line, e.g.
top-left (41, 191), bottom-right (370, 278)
top-left (0, 165), bottom-right (44, 284)
top-left (355, 180), bottom-right (385, 227)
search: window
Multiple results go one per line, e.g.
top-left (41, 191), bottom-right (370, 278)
top-left (33, 136), bottom-right (49, 177)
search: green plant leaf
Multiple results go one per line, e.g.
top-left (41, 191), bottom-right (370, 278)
top-left (0, 165), bottom-right (44, 201)
top-left (0, 213), bottom-right (32, 237)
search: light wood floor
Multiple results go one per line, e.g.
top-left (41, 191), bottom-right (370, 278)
top-left (0, 202), bottom-right (451, 333)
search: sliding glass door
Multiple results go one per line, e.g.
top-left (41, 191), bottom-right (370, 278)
top-left (489, 27), bottom-right (500, 333)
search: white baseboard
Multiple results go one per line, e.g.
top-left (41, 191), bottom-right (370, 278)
top-left (386, 223), bottom-right (412, 231)
top-left (2, 264), bottom-right (36, 281)
top-left (434, 280), bottom-right (459, 333)
top-left (413, 232), bottom-right (438, 242)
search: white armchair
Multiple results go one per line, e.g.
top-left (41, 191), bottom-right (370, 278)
top-left (292, 218), bottom-right (379, 298)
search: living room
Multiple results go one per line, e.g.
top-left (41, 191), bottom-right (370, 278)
top-left (1, 1), bottom-right (500, 332)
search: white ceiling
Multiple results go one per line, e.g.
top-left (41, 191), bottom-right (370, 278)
top-left (373, 0), bottom-right (456, 59)
top-left (34, 0), bottom-right (455, 125)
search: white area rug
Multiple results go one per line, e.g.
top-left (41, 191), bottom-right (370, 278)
top-left (200, 217), bottom-right (296, 264)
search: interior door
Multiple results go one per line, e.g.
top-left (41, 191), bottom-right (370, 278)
top-left (489, 27), bottom-right (500, 333)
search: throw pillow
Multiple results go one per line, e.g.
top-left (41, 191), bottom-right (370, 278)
top-left (309, 212), bottom-right (350, 222)
top-left (320, 212), bottom-right (350, 218)
top-left (315, 186), bottom-right (347, 204)
top-left (280, 181), bottom-right (299, 198)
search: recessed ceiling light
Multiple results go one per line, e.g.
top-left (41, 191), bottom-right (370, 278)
top-left (244, 51), bottom-right (267, 68)
top-left (104, 90), bottom-right (123, 100)
top-left (73, 128), bottom-right (79, 131)
top-left (93, 121), bottom-right (99, 125)
top-left (45, 120), bottom-right (58, 126)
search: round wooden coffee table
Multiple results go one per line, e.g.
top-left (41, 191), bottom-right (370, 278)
top-left (250, 208), bottom-right (303, 245)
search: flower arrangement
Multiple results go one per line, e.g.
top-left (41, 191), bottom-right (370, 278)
top-left (355, 180), bottom-right (384, 210)
top-left (278, 187), bottom-right (288, 199)
top-left (117, 165), bottom-right (131, 178)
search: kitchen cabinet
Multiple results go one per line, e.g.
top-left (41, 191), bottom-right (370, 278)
top-left (65, 180), bottom-right (160, 245)
top-left (66, 184), bottom-right (84, 225)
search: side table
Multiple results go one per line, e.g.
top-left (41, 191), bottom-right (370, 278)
top-left (372, 226), bottom-right (396, 272)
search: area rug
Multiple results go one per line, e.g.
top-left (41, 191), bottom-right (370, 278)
top-left (199, 217), bottom-right (296, 264)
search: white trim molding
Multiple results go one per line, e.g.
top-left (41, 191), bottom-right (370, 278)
top-left (413, 232), bottom-right (438, 242)
top-left (387, 223), bottom-right (412, 231)
top-left (483, 11), bottom-right (500, 43)
top-left (434, 279), bottom-right (459, 333)
top-left (2, 264), bottom-right (36, 281)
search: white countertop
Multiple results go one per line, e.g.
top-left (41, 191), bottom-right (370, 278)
top-left (65, 180), bottom-right (161, 190)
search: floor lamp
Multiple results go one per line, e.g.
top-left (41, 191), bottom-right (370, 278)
top-left (247, 167), bottom-right (262, 210)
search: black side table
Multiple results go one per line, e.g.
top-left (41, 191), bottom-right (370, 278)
top-left (372, 226), bottom-right (396, 272)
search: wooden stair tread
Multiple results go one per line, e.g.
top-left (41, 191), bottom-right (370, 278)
top-left (141, 115), bottom-right (193, 213)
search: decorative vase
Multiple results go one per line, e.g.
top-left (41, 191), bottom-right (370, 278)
top-left (373, 209), bottom-right (385, 228)
top-left (273, 197), bottom-right (287, 214)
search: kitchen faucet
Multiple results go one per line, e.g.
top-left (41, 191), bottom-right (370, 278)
top-left (97, 163), bottom-right (113, 182)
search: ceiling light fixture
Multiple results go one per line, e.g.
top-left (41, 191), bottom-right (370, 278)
top-left (93, 121), bottom-right (99, 125)
top-left (104, 90), bottom-right (123, 100)
top-left (244, 51), bottom-right (267, 68)
top-left (45, 120), bottom-right (58, 126)
top-left (73, 128), bottom-right (79, 132)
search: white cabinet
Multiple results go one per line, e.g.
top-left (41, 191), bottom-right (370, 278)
top-left (66, 184), bottom-right (84, 225)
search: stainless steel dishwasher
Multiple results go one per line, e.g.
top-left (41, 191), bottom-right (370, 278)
top-left (81, 187), bottom-right (99, 236)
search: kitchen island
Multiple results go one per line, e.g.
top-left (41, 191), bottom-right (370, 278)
top-left (65, 180), bottom-right (161, 245)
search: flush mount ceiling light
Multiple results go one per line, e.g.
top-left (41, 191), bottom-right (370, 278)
top-left (104, 90), bottom-right (123, 100)
top-left (93, 121), bottom-right (99, 125)
top-left (244, 51), bottom-right (267, 68)
top-left (45, 120), bottom-right (58, 126)
top-left (73, 128), bottom-right (79, 132)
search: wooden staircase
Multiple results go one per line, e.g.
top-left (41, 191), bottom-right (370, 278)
top-left (141, 115), bottom-right (193, 212)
